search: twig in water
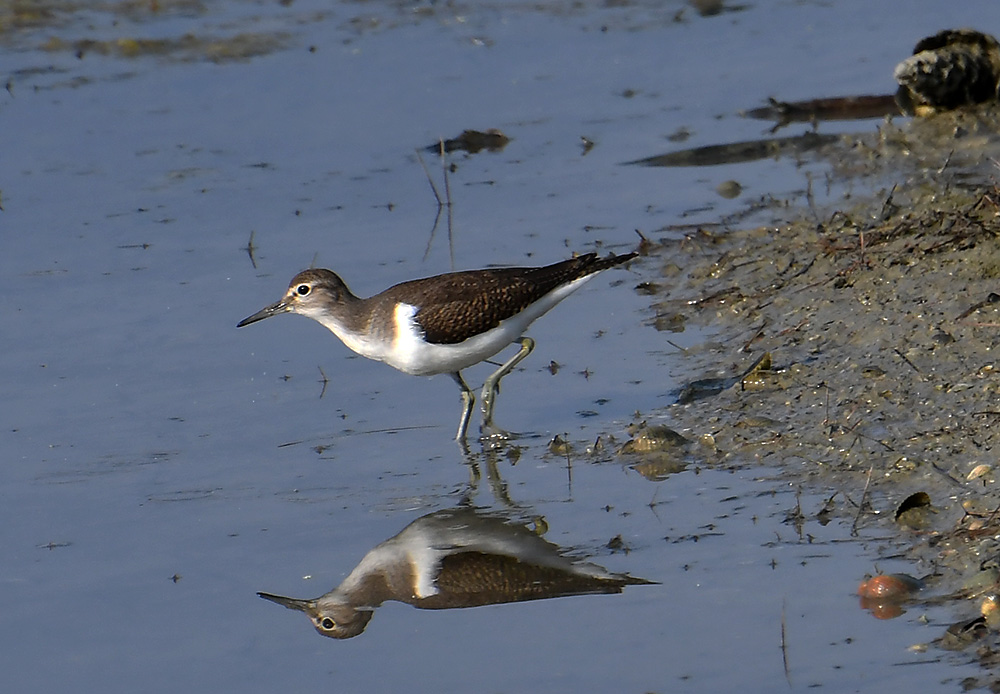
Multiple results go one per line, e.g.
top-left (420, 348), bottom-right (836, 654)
top-left (415, 147), bottom-right (443, 206)
top-left (851, 464), bottom-right (874, 536)
top-left (565, 438), bottom-right (573, 497)
top-left (440, 139), bottom-right (455, 268)
top-left (244, 230), bottom-right (258, 269)
top-left (317, 366), bottom-right (329, 399)
top-left (781, 597), bottom-right (791, 687)
top-left (879, 183), bottom-right (898, 221)
top-left (416, 141), bottom-right (455, 267)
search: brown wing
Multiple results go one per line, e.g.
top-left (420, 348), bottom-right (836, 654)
top-left (413, 551), bottom-right (631, 609)
top-left (384, 252), bottom-right (635, 345)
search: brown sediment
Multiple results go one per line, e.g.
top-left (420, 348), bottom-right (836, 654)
top-left (619, 103), bottom-right (1000, 668)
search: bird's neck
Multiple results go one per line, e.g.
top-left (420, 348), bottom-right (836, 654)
top-left (302, 292), bottom-right (368, 335)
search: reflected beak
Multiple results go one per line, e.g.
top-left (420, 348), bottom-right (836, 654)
top-left (237, 299), bottom-right (289, 328)
top-left (257, 592), bottom-right (316, 613)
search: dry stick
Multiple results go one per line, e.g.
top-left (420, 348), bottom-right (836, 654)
top-left (648, 484), bottom-right (662, 511)
top-left (439, 138), bottom-right (455, 269)
top-left (879, 183), bottom-right (897, 221)
top-left (851, 464), bottom-right (875, 536)
top-left (893, 348), bottom-right (924, 379)
top-left (415, 141), bottom-right (455, 266)
top-left (805, 170), bottom-right (816, 222)
top-left (317, 366), bottom-right (329, 399)
top-left (422, 205), bottom-right (445, 263)
top-left (822, 382), bottom-right (831, 427)
top-left (781, 598), bottom-right (791, 687)
top-left (416, 147), bottom-right (444, 263)
top-left (982, 501), bottom-right (1000, 528)
top-left (955, 291), bottom-right (1000, 321)
top-left (415, 147), bottom-right (443, 205)
top-left (938, 150), bottom-right (954, 196)
top-left (938, 150), bottom-right (954, 175)
top-left (633, 228), bottom-right (651, 254)
top-left (928, 460), bottom-right (965, 488)
top-left (564, 440), bottom-right (573, 498)
top-left (646, 486), bottom-right (664, 523)
top-left (740, 327), bottom-right (766, 353)
top-left (244, 229), bottom-right (258, 269)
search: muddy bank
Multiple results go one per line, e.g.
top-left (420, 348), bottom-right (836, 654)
top-left (627, 104), bottom-right (1000, 678)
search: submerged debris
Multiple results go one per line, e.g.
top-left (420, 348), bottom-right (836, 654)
top-left (40, 32), bottom-right (288, 62)
top-left (619, 422), bottom-right (692, 480)
top-left (858, 573), bottom-right (923, 619)
top-left (744, 94), bottom-right (899, 124)
top-left (624, 131), bottom-right (840, 167)
top-left (427, 129), bottom-right (511, 155)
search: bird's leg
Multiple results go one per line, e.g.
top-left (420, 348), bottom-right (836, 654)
top-left (451, 371), bottom-right (475, 441)
top-left (481, 337), bottom-right (535, 432)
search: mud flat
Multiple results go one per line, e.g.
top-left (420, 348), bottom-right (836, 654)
top-left (626, 104), bottom-right (1000, 674)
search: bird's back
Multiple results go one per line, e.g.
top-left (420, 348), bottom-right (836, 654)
top-left (379, 252), bottom-right (635, 345)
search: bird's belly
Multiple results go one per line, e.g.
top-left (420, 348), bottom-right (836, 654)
top-left (388, 323), bottom-right (521, 376)
top-left (347, 280), bottom-right (594, 377)
top-left (320, 308), bottom-right (520, 376)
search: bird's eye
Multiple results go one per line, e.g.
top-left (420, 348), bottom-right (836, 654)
top-left (296, 284), bottom-right (311, 296)
top-left (321, 617), bottom-right (335, 630)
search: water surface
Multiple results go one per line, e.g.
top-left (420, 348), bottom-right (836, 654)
top-left (2, 1), bottom-right (993, 691)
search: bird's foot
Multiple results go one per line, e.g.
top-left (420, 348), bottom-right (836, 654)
top-left (479, 421), bottom-right (516, 448)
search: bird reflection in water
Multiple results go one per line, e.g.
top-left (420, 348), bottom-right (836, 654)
top-left (258, 507), bottom-right (655, 639)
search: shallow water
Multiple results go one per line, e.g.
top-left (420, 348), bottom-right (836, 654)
top-left (2, 0), bottom-right (996, 691)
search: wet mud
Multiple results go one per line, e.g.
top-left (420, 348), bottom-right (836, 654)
top-left (620, 103), bottom-right (1000, 681)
